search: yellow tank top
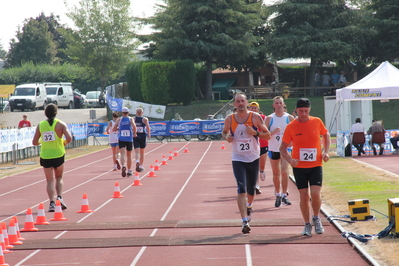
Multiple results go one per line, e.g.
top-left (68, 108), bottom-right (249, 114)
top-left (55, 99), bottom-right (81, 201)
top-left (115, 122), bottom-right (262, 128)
top-left (39, 119), bottom-right (65, 159)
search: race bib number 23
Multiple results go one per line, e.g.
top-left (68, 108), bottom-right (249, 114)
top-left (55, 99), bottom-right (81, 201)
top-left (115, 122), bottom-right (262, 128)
top-left (236, 139), bottom-right (253, 152)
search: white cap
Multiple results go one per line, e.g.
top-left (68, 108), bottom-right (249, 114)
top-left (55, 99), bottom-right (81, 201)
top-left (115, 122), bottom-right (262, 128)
top-left (122, 107), bottom-right (129, 113)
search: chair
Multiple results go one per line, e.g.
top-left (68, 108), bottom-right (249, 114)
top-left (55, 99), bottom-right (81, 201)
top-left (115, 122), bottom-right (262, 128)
top-left (352, 132), bottom-right (366, 156)
top-left (371, 131), bottom-right (385, 155)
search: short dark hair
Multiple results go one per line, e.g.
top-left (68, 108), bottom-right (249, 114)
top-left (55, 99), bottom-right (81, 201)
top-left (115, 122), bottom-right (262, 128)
top-left (356, 118), bottom-right (361, 123)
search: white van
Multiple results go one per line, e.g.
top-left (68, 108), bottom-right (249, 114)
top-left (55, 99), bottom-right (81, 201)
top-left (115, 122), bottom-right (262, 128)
top-left (9, 83), bottom-right (47, 112)
top-left (45, 82), bottom-right (74, 109)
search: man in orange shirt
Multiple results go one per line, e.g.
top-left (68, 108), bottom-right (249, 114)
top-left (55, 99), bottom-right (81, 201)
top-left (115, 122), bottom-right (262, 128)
top-left (279, 98), bottom-right (330, 236)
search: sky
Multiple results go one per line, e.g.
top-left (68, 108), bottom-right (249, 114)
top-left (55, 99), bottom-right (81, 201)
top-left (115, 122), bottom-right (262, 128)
top-left (1, 0), bottom-right (275, 51)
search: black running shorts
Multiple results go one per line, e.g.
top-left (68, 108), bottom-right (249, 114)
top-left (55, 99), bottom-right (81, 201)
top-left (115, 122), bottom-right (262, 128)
top-left (40, 155), bottom-right (65, 169)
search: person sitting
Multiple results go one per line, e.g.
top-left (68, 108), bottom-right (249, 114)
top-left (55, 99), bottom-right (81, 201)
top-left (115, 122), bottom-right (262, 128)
top-left (367, 120), bottom-right (386, 155)
top-left (390, 131), bottom-right (399, 155)
top-left (350, 118), bottom-right (365, 156)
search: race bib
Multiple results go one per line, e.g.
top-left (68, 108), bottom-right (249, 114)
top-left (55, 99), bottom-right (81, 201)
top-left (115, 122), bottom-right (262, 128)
top-left (299, 148), bottom-right (317, 161)
top-left (42, 131), bottom-right (55, 142)
top-left (236, 139), bottom-right (253, 152)
top-left (137, 127), bottom-right (144, 133)
top-left (120, 130), bottom-right (131, 137)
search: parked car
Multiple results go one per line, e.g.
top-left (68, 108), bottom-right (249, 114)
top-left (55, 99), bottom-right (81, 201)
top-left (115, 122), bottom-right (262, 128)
top-left (85, 91), bottom-right (105, 108)
top-left (9, 83), bottom-right (47, 112)
top-left (45, 82), bottom-right (74, 109)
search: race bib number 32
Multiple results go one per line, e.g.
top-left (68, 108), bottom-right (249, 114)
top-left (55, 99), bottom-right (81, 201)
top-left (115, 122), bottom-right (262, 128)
top-left (299, 148), bottom-right (317, 161)
top-left (42, 131), bottom-right (55, 142)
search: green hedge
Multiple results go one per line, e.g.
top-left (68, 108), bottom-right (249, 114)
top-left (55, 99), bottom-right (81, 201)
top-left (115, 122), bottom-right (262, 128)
top-left (125, 61), bottom-right (144, 102)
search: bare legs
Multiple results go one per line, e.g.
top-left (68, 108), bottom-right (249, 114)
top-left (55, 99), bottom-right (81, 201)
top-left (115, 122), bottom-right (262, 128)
top-left (43, 165), bottom-right (64, 201)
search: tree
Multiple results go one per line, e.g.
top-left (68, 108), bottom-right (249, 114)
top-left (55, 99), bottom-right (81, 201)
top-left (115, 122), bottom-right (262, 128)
top-left (63, 0), bottom-right (139, 92)
top-left (265, 0), bottom-right (374, 87)
top-left (0, 42), bottom-right (6, 60)
top-left (35, 12), bottom-right (72, 64)
top-left (367, 0), bottom-right (399, 61)
top-left (5, 19), bottom-right (57, 67)
top-left (140, 0), bottom-right (264, 100)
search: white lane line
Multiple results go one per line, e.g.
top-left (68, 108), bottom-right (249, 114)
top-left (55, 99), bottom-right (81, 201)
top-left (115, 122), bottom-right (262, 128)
top-left (130, 142), bottom-right (213, 266)
top-left (245, 244), bottom-right (253, 266)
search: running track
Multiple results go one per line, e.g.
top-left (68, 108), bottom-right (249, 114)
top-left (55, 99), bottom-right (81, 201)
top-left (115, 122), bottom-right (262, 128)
top-left (1, 141), bottom-right (370, 266)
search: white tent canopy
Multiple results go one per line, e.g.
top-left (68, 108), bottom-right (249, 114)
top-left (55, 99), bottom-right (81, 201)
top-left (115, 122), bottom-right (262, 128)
top-left (276, 58), bottom-right (336, 67)
top-left (336, 61), bottom-right (399, 101)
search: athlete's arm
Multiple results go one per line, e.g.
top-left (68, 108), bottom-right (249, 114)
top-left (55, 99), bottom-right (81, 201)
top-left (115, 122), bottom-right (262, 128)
top-left (130, 118), bottom-right (137, 138)
top-left (222, 115), bottom-right (234, 143)
top-left (32, 126), bottom-right (41, 146)
top-left (112, 118), bottom-right (120, 132)
top-left (252, 112), bottom-right (270, 140)
top-left (280, 141), bottom-right (298, 167)
top-left (322, 132), bottom-right (331, 162)
top-left (144, 117), bottom-right (151, 138)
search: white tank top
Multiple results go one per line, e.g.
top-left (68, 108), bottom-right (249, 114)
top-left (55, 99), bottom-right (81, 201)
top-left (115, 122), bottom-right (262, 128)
top-left (231, 113), bottom-right (260, 163)
top-left (268, 113), bottom-right (290, 152)
top-left (109, 120), bottom-right (119, 144)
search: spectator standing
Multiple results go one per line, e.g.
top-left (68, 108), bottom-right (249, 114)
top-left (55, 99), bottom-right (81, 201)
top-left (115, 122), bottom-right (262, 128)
top-left (18, 114), bottom-right (32, 129)
top-left (321, 71), bottom-right (330, 87)
top-left (339, 71), bottom-right (347, 85)
top-left (134, 108), bottom-right (151, 172)
top-left (222, 93), bottom-right (270, 234)
top-left (106, 112), bottom-right (121, 171)
top-left (32, 104), bottom-right (72, 212)
top-left (330, 70), bottom-right (340, 85)
top-left (280, 98), bottom-right (330, 236)
top-left (314, 70), bottom-right (321, 86)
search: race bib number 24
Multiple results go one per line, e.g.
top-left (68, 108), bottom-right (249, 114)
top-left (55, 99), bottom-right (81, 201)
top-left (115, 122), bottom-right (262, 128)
top-left (299, 148), bottom-right (317, 161)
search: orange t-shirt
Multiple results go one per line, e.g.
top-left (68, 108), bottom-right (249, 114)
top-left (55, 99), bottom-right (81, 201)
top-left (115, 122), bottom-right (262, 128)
top-left (282, 116), bottom-right (328, 168)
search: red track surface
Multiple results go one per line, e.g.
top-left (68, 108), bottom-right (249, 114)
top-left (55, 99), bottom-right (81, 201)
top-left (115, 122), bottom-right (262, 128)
top-left (1, 142), bottom-right (370, 266)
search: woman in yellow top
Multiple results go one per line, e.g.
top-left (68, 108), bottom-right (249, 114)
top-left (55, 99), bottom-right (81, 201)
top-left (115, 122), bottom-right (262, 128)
top-left (32, 104), bottom-right (72, 212)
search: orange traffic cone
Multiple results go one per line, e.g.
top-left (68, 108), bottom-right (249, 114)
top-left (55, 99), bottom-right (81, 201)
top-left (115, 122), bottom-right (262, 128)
top-left (12, 217), bottom-right (24, 240)
top-left (111, 181), bottom-right (123, 198)
top-left (184, 145), bottom-right (189, 153)
top-left (34, 203), bottom-right (50, 225)
top-left (0, 228), bottom-right (12, 254)
top-left (161, 155), bottom-right (168, 165)
top-left (168, 151), bottom-right (174, 160)
top-left (148, 165), bottom-right (157, 177)
top-left (76, 193), bottom-right (94, 213)
top-left (132, 172), bottom-right (142, 186)
top-left (173, 148), bottom-right (179, 156)
top-left (154, 160), bottom-right (160, 171)
top-left (50, 200), bottom-right (68, 221)
top-left (0, 223), bottom-right (12, 250)
top-left (7, 220), bottom-right (22, 245)
top-left (0, 245), bottom-right (9, 266)
top-left (20, 208), bottom-right (39, 232)
top-left (221, 142), bottom-right (226, 150)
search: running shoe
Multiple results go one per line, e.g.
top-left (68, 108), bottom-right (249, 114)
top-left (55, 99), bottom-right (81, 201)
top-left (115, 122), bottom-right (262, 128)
top-left (255, 186), bottom-right (262, 195)
top-left (135, 162), bottom-right (140, 172)
top-left (275, 195), bottom-right (282, 207)
top-left (115, 159), bottom-right (121, 170)
top-left (57, 196), bottom-right (67, 210)
top-left (242, 221), bottom-right (251, 234)
top-left (48, 201), bottom-right (56, 212)
top-left (260, 171), bottom-right (266, 181)
top-left (138, 166), bottom-right (145, 172)
top-left (247, 207), bottom-right (253, 222)
top-left (282, 195), bottom-right (292, 205)
top-left (302, 223), bottom-right (312, 236)
top-left (121, 166), bottom-right (127, 177)
top-left (113, 165), bottom-right (117, 171)
top-left (313, 216), bottom-right (324, 234)
top-left (127, 170), bottom-right (133, 177)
